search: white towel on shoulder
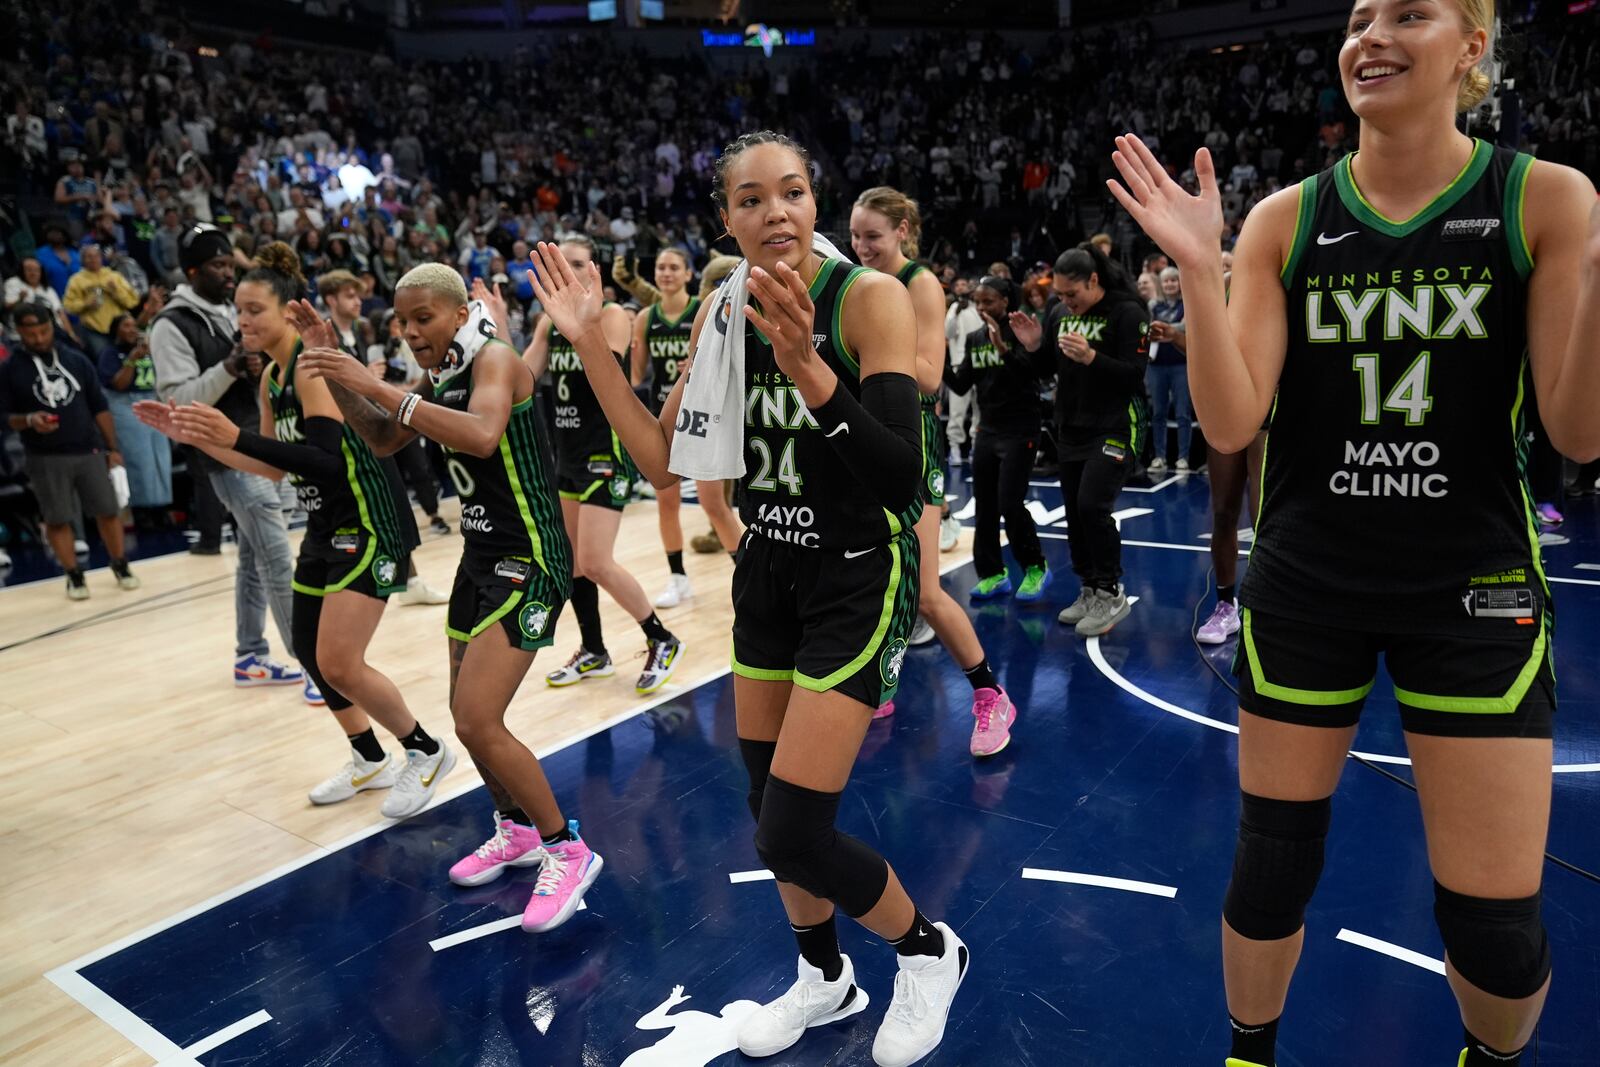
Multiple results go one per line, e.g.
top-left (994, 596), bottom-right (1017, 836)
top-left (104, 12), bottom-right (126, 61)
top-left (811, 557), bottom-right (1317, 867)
top-left (428, 299), bottom-right (495, 390)
top-left (668, 233), bottom-right (850, 482)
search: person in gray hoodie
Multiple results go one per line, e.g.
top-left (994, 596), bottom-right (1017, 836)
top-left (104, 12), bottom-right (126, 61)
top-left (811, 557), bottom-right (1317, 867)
top-left (150, 224), bottom-right (314, 701)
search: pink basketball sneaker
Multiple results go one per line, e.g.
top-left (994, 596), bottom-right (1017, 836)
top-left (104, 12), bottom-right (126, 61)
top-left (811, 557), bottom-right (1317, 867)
top-left (521, 824), bottom-right (604, 933)
top-left (449, 817), bottom-right (545, 887)
top-left (968, 688), bottom-right (1016, 757)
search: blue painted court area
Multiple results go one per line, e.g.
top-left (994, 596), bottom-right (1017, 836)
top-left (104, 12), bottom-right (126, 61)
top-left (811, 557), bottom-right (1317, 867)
top-left (52, 469), bottom-right (1600, 1066)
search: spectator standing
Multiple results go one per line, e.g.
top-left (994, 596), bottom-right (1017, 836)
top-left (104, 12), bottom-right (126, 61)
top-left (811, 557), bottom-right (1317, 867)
top-left (150, 226), bottom-right (311, 698)
top-left (97, 309), bottom-right (173, 524)
top-left (5, 257), bottom-right (77, 342)
top-left (0, 304), bottom-right (141, 599)
top-left (38, 225), bottom-right (82, 297)
top-left (63, 244), bottom-right (140, 357)
top-left (943, 276), bottom-right (984, 465)
top-left (1145, 267), bottom-right (1190, 472)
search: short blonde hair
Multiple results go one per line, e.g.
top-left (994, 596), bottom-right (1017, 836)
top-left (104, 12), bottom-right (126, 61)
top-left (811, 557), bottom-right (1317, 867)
top-left (1455, 0), bottom-right (1495, 112)
top-left (396, 263), bottom-right (468, 306)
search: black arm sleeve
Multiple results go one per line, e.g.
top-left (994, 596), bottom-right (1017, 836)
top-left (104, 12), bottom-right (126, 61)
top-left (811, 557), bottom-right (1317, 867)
top-left (1084, 302), bottom-right (1149, 390)
top-left (811, 371), bottom-right (922, 514)
top-left (233, 415), bottom-right (346, 481)
top-left (1028, 306), bottom-right (1062, 377)
top-left (943, 347), bottom-right (974, 395)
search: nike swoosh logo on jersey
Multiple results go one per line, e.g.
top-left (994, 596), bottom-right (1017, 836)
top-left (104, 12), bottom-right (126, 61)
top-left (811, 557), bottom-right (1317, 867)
top-left (825, 424), bottom-right (849, 438)
top-left (843, 547), bottom-right (875, 559)
top-left (1317, 230), bottom-right (1359, 245)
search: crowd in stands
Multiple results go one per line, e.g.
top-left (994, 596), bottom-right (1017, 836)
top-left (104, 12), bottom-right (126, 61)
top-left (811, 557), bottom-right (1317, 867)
top-left (2, 0), bottom-right (1597, 563)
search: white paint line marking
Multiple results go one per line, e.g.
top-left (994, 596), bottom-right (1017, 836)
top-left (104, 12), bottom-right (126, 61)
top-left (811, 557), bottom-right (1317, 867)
top-left (1087, 637), bottom-right (1595, 774)
top-left (42, 968), bottom-right (184, 1061)
top-left (1026, 500), bottom-right (1067, 526)
top-left (728, 869), bottom-right (776, 884)
top-left (1573, 563), bottom-right (1600, 571)
top-left (182, 1009), bottom-right (273, 1057)
top-left (1111, 506), bottom-right (1154, 528)
top-left (1021, 868), bottom-right (1179, 898)
top-left (1549, 576), bottom-right (1600, 588)
top-left (430, 916), bottom-right (522, 952)
top-left (1123, 474), bottom-right (1184, 494)
top-left (1037, 531), bottom-right (1248, 556)
top-left (1336, 929), bottom-right (1446, 975)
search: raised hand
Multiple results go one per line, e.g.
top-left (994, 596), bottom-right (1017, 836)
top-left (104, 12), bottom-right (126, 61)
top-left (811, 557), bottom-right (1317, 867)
top-left (526, 242), bottom-right (605, 348)
top-left (471, 276), bottom-right (507, 319)
top-left (169, 402), bottom-right (242, 449)
top-left (1060, 331), bottom-right (1095, 365)
top-left (132, 398), bottom-right (178, 437)
top-left (1106, 134), bottom-right (1223, 271)
top-left (298, 346), bottom-right (372, 394)
top-left (285, 298), bottom-right (339, 350)
top-left (744, 260), bottom-right (818, 381)
top-left (1008, 309), bottom-right (1042, 351)
top-left (981, 311), bottom-right (1006, 352)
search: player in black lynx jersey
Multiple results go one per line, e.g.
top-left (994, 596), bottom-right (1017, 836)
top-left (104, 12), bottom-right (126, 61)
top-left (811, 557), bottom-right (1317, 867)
top-left (139, 244), bottom-right (453, 821)
top-left (851, 186), bottom-right (1015, 757)
top-left (523, 235), bottom-right (683, 695)
top-left (1109, 2), bottom-right (1600, 1065)
top-left (301, 263), bottom-right (602, 934)
top-left (629, 247), bottom-right (701, 609)
top-left (525, 132), bottom-right (969, 1067)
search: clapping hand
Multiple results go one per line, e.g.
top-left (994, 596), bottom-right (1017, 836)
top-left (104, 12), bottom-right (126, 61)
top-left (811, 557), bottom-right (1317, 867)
top-left (285, 299), bottom-right (339, 350)
top-left (169, 402), bottom-right (241, 449)
top-left (1008, 310), bottom-right (1041, 350)
top-left (1059, 331), bottom-right (1095, 365)
top-left (526, 242), bottom-right (604, 348)
top-left (1106, 135), bottom-right (1223, 270)
top-left (744, 260), bottom-right (819, 382)
top-left (298, 346), bottom-right (371, 394)
top-left (471, 276), bottom-right (507, 327)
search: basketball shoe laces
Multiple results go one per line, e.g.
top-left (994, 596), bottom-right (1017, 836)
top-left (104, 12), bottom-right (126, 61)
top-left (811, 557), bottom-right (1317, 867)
top-left (474, 823), bottom-right (513, 861)
top-left (886, 965), bottom-right (935, 1026)
top-left (973, 692), bottom-right (998, 732)
top-left (534, 846), bottom-right (571, 896)
top-left (767, 971), bottom-right (840, 1027)
top-left (643, 639), bottom-right (672, 674)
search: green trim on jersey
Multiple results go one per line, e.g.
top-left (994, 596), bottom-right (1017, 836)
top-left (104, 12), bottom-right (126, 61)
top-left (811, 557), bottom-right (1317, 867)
top-left (499, 395), bottom-right (550, 571)
top-left (650, 295), bottom-right (699, 330)
top-left (730, 652), bottom-right (795, 683)
top-left (445, 586), bottom-right (525, 644)
top-left (1242, 608), bottom-right (1376, 705)
top-left (794, 536), bottom-right (903, 693)
top-left (895, 260), bottom-right (929, 285)
top-left (831, 262), bottom-right (872, 376)
top-left (1393, 616), bottom-right (1548, 714)
top-left (1503, 153), bottom-right (1536, 280)
top-left (1333, 139), bottom-right (1492, 239)
top-left (1281, 174), bottom-right (1318, 286)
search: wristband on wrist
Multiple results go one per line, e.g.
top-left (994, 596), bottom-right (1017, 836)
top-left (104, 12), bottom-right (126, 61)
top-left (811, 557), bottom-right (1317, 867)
top-left (396, 392), bottom-right (421, 427)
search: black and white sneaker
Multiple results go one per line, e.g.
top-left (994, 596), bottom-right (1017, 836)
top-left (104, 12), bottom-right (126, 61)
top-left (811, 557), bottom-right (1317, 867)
top-left (635, 634), bottom-right (683, 694)
top-left (429, 516), bottom-right (452, 536)
top-left (738, 954), bottom-right (869, 1058)
top-left (545, 647), bottom-right (615, 688)
top-left (872, 922), bottom-right (970, 1067)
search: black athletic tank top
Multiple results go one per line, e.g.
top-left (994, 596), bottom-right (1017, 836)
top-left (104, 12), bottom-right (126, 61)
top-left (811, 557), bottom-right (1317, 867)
top-left (646, 296), bottom-right (699, 408)
top-left (547, 308), bottom-right (625, 460)
top-left (896, 260), bottom-right (940, 414)
top-left (432, 347), bottom-right (572, 579)
top-left (267, 345), bottom-right (407, 560)
top-left (1243, 139), bottom-right (1545, 628)
top-left (738, 257), bottom-right (924, 549)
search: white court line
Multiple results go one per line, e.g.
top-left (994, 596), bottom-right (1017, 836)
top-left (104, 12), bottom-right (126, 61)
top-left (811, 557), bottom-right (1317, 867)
top-left (1086, 637), bottom-right (1598, 774)
top-left (1123, 474), bottom-right (1185, 494)
top-left (728, 869), bottom-right (776, 884)
top-left (428, 901), bottom-right (591, 952)
top-left (1335, 929), bottom-right (1446, 975)
top-left (1574, 563), bottom-right (1600, 571)
top-left (45, 545), bottom-right (983, 1057)
top-left (1022, 868), bottom-right (1178, 898)
top-left (1037, 531), bottom-right (1248, 556)
top-left (1550, 576), bottom-right (1600, 587)
top-left (182, 1009), bottom-right (273, 1057)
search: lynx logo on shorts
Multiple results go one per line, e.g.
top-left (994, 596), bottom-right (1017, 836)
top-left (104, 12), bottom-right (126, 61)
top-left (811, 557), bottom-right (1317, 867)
top-left (880, 638), bottom-right (908, 688)
top-left (611, 475), bottom-right (631, 500)
top-left (373, 556), bottom-right (398, 587)
top-left (928, 468), bottom-right (945, 498)
top-left (519, 601), bottom-right (552, 640)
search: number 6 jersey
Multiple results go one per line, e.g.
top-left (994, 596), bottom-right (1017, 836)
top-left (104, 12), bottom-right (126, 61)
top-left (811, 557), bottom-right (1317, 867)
top-left (1242, 139), bottom-right (1546, 629)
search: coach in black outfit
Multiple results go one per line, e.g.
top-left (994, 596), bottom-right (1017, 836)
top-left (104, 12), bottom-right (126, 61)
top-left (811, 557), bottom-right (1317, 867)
top-left (0, 303), bottom-right (140, 598)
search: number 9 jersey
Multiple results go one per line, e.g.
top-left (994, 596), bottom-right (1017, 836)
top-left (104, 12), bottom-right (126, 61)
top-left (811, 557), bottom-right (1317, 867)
top-left (1243, 139), bottom-right (1548, 630)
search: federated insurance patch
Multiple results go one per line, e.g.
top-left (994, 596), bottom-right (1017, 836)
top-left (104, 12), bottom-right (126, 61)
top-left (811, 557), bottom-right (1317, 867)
top-left (1440, 217), bottom-right (1502, 242)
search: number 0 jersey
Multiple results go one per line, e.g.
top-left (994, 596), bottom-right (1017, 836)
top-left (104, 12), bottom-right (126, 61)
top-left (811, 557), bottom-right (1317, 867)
top-left (432, 346), bottom-right (572, 582)
top-left (1242, 139), bottom-right (1546, 629)
top-left (736, 257), bottom-right (924, 550)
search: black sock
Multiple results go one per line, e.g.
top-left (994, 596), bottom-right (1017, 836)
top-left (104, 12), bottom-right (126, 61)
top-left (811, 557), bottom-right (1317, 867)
top-left (1463, 1030), bottom-right (1522, 1066)
top-left (639, 611), bottom-right (672, 643)
top-left (667, 550), bottom-right (685, 575)
top-left (791, 914), bottom-right (846, 982)
top-left (887, 909), bottom-right (945, 958)
top-left (962, 658), bottom-right (998, 693)
top-left (1217, 582), bottom-right (1237, 604)
top-left (728, 550), bottom-right (737, 561)
top-left (66, 567), bottom-right (84, 581)
top-left (1228, 1014), bottom-right (1278, 1066)
top-left (502, 806), bottom-right (533, 826)
top-left (541, 823), bottom-right (575, 846)
top-left (571, 577), bottom-right (606, 655)
top-left (347, 727), bottom-right (386, 763)
top-left (397, 721), bottom-right (440, 755)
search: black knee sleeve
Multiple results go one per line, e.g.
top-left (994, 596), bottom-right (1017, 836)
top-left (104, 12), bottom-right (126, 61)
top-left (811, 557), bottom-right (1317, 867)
top-left (1434, 881), bottom-right (1551, 1000)
top-left (1222, 792), bottom-right (1331, 941)
top-left (753, 775), bottom-right (889, 919)
top-left (292, 591), bottom-right (352, 711)
top-left (739, 738), bottom-right (777, 821)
